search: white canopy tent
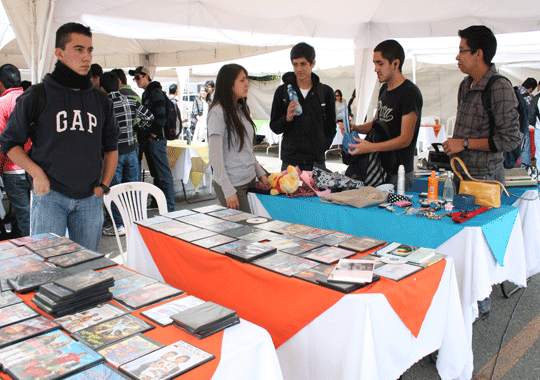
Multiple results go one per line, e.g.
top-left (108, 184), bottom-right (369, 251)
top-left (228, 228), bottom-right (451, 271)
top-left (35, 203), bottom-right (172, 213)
top-left (2, 0), bottom-right (540, 124)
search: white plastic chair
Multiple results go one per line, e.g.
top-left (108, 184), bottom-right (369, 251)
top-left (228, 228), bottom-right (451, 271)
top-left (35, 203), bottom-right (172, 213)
top-left (446, 116), bottom-right (456, 137)
top-left (103, 182), bottom-right (168, 264)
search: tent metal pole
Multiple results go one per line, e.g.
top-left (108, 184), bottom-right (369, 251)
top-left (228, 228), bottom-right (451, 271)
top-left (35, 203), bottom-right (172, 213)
top-left (30, 0), bottom-right (37, 83)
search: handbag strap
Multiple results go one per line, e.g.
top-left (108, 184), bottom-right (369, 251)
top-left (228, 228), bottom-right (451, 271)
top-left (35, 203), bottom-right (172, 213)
top-left (450, 156), bottom-right (509, 197)
top-left (299, 171), bottom-right (331, 197)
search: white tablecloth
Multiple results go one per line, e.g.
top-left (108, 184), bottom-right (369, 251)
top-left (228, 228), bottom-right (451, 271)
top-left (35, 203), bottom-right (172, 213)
top-left (141, 143), bottom-right (211, 185)
top-left (248, 193), bottom-right (531, 380)
top-left (127, 227), bottom-right (470, 380)
top-left (511, 189), bottom-right (540, 278)
top-left (417, 126), bottom-right (447, 152)
top-left (125, 228), bottom-right (283, 380)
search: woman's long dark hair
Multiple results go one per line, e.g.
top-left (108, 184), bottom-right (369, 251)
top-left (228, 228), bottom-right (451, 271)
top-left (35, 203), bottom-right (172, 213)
top-left (210, 63), bottom-right (254, 152)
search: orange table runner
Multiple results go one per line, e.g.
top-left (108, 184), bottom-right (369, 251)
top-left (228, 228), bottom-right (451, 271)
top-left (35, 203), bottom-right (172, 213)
top-left (0, 283), bottom-right (223, 380)
top-left (421, 124), bottom-right (442, 137)
top-left (139, 225), bottom-right (446, 347)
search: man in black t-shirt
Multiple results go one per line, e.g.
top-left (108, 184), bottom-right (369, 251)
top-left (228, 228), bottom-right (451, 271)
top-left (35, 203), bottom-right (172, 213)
top-left (345, 40), bottom-right (423, 189)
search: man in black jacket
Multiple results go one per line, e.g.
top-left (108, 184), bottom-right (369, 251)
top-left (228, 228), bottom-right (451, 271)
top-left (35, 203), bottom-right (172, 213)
top-left (270, 42), bottom-right (336, 171)
top-left (130, 66), bottom-right (175, 212)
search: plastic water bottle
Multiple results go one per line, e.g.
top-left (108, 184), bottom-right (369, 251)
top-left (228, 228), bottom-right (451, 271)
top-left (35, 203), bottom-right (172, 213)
top-left (287, 84), bottom-right (302, 115)
top-left (397, 165), bottom-right (406, 195)
top-left (442, 171), bottom-right (456, 201)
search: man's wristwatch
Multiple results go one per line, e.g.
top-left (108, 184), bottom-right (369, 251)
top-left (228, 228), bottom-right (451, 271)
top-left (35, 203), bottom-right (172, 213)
top-left (99, 183), bottom-right (110, 195)
top-left (462, 138), bottom-right (469, 150)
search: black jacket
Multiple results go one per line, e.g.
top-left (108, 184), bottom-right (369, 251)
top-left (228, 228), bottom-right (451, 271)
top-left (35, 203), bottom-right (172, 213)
top-left (270, 72), bottom-right (336, 165)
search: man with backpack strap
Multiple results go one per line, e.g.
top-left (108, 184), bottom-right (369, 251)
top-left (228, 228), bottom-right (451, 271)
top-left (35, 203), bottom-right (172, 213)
top-left (443, 25), bottom-right (521, 182)
top-left (270, 42), bottom-right (336, 171)
top-left (0, 22), bottom-right (119, 249)
top-left (130, 66), bottom-right (175, 212)
top-left (442, 25), bottom-right (521, 321)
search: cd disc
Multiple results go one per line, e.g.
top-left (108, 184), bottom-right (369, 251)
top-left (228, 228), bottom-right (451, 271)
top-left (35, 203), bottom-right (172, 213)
top-left (380, 256), bottom-right (407, 264)
top-left (245, 217), bottom-right (268, 224)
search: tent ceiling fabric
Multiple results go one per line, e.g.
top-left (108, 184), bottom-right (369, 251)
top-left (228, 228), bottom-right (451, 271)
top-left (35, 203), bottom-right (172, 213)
top-left (53, 0), bottom-right (540, 44)
top-left (2, 0), bottom-right (540, 125)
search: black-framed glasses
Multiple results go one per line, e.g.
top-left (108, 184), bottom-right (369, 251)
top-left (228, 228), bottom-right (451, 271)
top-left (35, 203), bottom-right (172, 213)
top-left (134, 75), bottom-right (141, 81)
top-left (458, 48), bottom-right (476, 55)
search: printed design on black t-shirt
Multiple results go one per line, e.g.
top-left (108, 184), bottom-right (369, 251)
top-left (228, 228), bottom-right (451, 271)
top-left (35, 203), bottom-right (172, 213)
top-left (377, 101), bottom-right (394, 122)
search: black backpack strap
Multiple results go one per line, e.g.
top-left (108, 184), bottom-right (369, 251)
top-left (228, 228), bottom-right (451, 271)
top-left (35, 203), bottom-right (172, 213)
top-left (30, 83), bottom-right (46, 130)
top-left (96, 88), bottom-right (111, 109)
top-left (482, 74), bottom-right (505, 152)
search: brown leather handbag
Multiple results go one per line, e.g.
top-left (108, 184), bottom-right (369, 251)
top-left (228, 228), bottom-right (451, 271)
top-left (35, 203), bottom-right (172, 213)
top-left (450, 157), bottom-right (509, 208)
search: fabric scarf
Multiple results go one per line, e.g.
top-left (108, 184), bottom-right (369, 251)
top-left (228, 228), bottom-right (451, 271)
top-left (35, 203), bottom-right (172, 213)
top-left (50, 60), bottom-right (92, 90)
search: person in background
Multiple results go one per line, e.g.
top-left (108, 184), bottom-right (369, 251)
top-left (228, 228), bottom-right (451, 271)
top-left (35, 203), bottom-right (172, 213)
top-left (90, 63), bottom-right (103, 90)
top-left (533, 81), bottom-right (540, 165)
top-left (112, 68), bottom-right (141, 102)
top-left (205, 79), bottom-right (215, 102)
top-left (169, 84), bottom-right (179, 104)
top-left (0, 22), bottom-right (119, 250)
top-left (0, 64), bottom-right (31, 237)
top-left (129, 66), bottom-right (175, 212)
top-left (348, 89), bottom-right (356, 122)
top-left (100, 71), bottom-right (154, 236)
top-left (518, 77), bottom-right (538, 167)
top-left (207, 64), bottom-right (269, 212)
top-left (335, 89), bottom-right (347, 123)
top-left (20, 81), bottom-right (31, 91)
top-left (270, 42), bottom-right (336, 171)
top-left (192, 84), bottom-right (211, 142)
top-left (112, 68), bottom-right (143, 179)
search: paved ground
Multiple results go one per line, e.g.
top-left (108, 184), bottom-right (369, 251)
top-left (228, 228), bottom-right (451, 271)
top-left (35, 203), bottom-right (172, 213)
top-left (98, 148), bottom-right (540, 380)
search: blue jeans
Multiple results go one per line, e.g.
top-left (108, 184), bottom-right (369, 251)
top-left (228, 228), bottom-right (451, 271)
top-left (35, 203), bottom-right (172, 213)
top-left (109, 150), bottom-right (140, 227)
top-left (145, 139), bottom-right (175, 211)
top-left (520, 129), bottom-right (532, 166)
top-left (31, 190), bottom-right (103, 251)
top-left (3, 173), bottom-right (31, 237)
top-left (535, 129), bottom-right (540, 164)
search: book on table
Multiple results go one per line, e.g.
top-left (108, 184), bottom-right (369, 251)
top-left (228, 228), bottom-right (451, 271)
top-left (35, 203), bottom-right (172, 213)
top-left (0, 291), bottom-right (24, 308)
top-left (170, 301), bottom-right (239, 339)
top-left (97, 333), bottom-right (164, 368)
top-left (0, 315), bottom-right (60, 349)
top-left (0, 303), bottom-right (39, 328)
top-left (312, 231), bottom-right (356, 246)
top-left (7, 267), bottom-right (71, 293)
top-left (374, 262), bottom-right (423, 281)
top-left (375, 242), bottom-right (435, 264)
top-left (338, 236), bottom-right (387, 253)
top-left (327, 259), bottom-right (375, 284)
top-left (71, 314), bottom-right (155, 350)
top-left (54, 303), bottom-right (129, 333)
top-left (113, 283), bottom-right (183, 310)
top-left (110, 274), bottom-right (158, 297)
top-left (302, 246), bottom-right (356, 264)
top-left (203, 221), bottom-right (242, 233)
top-left (62, 363), bottom-right (130, 380)
top-left (0, 330), bottom-right (103, 380)
top-left (118, 340), bottom-right (215, 380)
top-left (141, 295), bottom-right (205, 327)
top-left (225, 242), bottom-right (276, 262)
